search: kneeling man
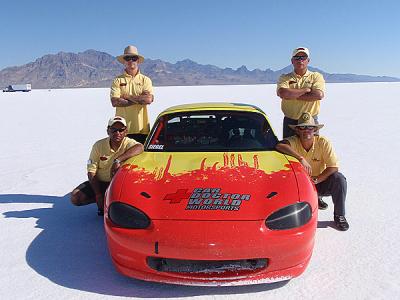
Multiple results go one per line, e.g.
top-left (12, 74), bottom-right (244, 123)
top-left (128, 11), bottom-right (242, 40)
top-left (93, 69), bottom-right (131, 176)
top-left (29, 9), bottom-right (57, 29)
top-left (71, 116), bottom-right (144, 215)
top-left (275, 112), bottom-right (349, 231)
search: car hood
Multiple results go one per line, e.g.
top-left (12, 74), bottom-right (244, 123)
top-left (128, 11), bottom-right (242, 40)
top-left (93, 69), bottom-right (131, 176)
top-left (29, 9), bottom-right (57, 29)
top-left (108, 151), bottom-right (300, 221)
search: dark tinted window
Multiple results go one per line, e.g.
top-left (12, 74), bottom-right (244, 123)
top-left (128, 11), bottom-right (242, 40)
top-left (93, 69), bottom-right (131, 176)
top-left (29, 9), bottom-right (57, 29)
top-left (147, 111), bottom-right (278, 152)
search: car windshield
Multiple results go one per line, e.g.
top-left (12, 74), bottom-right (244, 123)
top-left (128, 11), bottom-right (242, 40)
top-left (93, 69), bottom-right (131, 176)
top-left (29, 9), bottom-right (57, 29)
top-left (146, 110), bottom-right (278, 152)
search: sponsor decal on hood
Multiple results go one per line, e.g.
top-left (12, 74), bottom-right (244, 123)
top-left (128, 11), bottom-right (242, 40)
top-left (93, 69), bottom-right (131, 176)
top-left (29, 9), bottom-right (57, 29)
top-left (164, 188), bottom-right (251, 211)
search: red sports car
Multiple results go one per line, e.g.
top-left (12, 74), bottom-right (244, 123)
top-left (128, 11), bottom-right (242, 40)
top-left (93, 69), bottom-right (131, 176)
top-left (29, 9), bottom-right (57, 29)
top-left (104, 103), bottom-right (318, 286)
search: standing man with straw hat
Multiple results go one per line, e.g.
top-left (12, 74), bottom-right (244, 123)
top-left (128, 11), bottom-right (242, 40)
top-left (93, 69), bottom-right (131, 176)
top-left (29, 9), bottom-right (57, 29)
top-left (275, 112), bottom-right (349, 231)
top-left (110, 45), bottom-right (154, 144)
top-left (277, 47), bottom-right (325, 138)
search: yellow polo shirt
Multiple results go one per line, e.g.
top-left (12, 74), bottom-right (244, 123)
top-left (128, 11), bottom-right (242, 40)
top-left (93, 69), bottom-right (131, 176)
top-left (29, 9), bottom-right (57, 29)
top-left (285, 135), bottom-right (338, 177)
top-left (277, 70), bottom-right (325, 119)
top-left (110, 71), bottom-right (154, 134)
top-left (87, 137), bottom-right (139, 182)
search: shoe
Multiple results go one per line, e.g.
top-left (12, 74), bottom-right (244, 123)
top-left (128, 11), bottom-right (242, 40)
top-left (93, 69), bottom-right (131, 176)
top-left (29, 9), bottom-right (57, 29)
top-left (97, 209), bottom-right (104, 216)
top-left (334, 215), bottom-right (349, 231)
top-left (318, 197), bottom-right (328, 210)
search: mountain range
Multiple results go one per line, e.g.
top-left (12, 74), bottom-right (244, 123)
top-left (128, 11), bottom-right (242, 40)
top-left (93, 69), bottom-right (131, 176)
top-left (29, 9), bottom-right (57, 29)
top-left (0, 49), bottom-right (398, 89)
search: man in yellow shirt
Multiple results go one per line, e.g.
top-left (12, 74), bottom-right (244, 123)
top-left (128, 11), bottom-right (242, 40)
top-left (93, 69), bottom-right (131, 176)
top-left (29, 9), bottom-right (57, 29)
top-left (70, 116), bottom-right (144, 215)
top-left (110, 45), bottom-right (154, 144)
top-left (275, 112), bottom-right (349, 231)
top-left (277, 47), bottom-right (325, 138)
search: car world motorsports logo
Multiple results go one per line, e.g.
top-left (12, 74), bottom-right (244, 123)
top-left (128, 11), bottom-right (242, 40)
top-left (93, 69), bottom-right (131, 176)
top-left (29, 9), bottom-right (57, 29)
top-left (164, 188), bottom-right (251, 211)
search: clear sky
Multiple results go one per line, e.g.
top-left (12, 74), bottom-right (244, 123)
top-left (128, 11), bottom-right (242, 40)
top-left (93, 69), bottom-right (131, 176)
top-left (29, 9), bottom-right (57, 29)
top-left (1, 0), bottom-right (399, 77)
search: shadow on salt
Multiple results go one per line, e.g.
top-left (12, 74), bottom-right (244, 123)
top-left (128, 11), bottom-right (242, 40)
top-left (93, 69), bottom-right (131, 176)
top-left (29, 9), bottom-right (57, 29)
top-left (0, 193), bottom-right (288, 297)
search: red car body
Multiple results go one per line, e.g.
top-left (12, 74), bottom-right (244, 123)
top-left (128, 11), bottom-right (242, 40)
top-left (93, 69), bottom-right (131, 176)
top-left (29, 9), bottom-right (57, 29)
top-left (104, 103), bottom-right (318, 286)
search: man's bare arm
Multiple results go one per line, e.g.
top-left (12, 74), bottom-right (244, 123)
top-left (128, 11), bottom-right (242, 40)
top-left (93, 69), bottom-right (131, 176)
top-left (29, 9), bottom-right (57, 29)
top-left (110, 143), bottom-right (144, 177)
top-left (116, 143), bottom-right (144, 162)
top-left (297, 89), bottom-right (324, 101)
top-left (111, 93), bottom-right (153, 107)
top-left (88, 172), bottom-right (103, 196)
top-left (88, 172), bottom-right (105, 211)
top-left (125, 92), bottom-right (154, 105)
top-left (277, 87), bottom-right (311, 99)
top-left (111, 97), bottom-right (134, 107)
top-left (275, 141), bottom-right (312, 175)
top-left (313, 167), bottom-right (338, 184)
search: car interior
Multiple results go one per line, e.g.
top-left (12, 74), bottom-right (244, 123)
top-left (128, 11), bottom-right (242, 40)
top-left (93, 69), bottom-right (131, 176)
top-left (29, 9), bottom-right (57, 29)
top-left (148, 111), bottom-right (278, 151)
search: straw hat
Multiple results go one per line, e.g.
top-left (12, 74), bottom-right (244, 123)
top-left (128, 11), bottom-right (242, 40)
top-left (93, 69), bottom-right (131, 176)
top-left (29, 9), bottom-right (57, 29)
top-left (288, 112), bottom-right (324, 130)
top-left (117, 45), bottom-right (144, 64)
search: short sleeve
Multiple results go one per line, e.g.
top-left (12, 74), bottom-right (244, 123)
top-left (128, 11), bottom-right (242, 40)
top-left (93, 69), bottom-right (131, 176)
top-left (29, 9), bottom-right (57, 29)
top-left (87, 144), bottom-right (99, 174)
top-left (277, 75), bottom-right (290, 90)
top-left (110, 78), bottom-right (121, 98)
top-left (321, 138), bottom-right (338, 168)
top-left (125, 137), bottom-right (140, 149)
top-left (284, 136), bottom-right (296, 147)
top-left (143, 76), bottom-right (154, 94)
top-left (312, 72), bottom-right (325, 92)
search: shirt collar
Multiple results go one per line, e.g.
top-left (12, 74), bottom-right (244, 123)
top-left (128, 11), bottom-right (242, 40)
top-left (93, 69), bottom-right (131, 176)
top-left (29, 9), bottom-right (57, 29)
top-left (123, 70), bottom-right (141, 78)
top-left (295, 135), bottom-right (316, 153)
top-left (292, 70), bottom-right (310, 78)
top-left (107, 137), bottom-right (125, 153)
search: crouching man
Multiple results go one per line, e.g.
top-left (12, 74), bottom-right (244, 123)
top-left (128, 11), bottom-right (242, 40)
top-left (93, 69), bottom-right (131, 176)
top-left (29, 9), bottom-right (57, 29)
top-left (275, 112), bottom-right (349, 231)
top-left (70, 116), bottom-right (144, 215)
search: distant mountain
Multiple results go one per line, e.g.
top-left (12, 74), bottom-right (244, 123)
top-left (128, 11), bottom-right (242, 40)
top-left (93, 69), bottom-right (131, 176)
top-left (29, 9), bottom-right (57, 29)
top-left (0, 50), bottom-right (120, 89)
top-left (0, 50), bottom-right (398, 89)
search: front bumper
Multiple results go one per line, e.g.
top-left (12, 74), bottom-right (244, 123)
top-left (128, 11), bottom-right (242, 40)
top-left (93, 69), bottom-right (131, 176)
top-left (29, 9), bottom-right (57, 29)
top-left (105, 215), bottom-right (317, 286)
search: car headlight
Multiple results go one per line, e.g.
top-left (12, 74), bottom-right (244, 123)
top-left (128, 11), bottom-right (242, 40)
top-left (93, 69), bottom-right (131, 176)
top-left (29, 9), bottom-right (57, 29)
top-left (108, 202), bottom-right (150, 229)
top-left (265, 202), bottom-right (312, 230)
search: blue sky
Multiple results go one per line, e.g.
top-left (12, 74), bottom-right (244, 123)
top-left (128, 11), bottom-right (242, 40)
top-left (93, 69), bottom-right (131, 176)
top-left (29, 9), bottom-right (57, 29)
top-left (1, 0), bottom-right (399, 77)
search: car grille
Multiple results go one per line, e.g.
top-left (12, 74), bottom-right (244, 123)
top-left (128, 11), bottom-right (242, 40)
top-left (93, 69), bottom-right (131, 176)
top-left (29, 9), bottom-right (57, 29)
top-left (147, 257), bottom-right (268, 274)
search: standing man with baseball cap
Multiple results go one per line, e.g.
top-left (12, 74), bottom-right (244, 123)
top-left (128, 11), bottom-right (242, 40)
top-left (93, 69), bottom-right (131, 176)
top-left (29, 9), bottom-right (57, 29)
top-left (277, 47), bottom-right (326, 138)
top-left (110, 45), bottom-right (154, 144)
top-left (70, 116), bottom-right (144, 215)
top-left (275, 112), bottom-right (349, 231)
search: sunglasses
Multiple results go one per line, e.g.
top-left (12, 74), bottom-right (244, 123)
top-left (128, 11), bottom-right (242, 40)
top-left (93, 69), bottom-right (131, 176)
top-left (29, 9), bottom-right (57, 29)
top-left (293, 55), bottom-right (308, 61)
top-left (109, 127), bottom-right (127, 133)
top-left (298, 126), bottom-right (316, 130)
top-left (123, 56), bottom-right (139, 62)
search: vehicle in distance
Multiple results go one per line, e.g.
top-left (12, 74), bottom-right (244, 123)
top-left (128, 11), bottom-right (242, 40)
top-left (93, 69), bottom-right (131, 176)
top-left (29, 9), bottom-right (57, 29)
top-left (3, 84), bottom-right (31, 92)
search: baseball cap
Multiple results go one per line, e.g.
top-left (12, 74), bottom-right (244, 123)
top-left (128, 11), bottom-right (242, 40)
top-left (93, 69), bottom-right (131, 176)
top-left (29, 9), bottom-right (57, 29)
top-left (108, 116), bottom-right (127, 127)
top-left (292, 47), bottom-right (310, 57)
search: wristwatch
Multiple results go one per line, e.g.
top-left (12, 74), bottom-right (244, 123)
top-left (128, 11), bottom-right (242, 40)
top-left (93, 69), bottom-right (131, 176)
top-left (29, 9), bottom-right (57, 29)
top-left (113, 159), bottom-right (121, 164)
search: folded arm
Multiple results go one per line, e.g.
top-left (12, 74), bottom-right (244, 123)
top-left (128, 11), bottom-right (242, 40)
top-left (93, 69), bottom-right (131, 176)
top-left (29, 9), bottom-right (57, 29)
top-left (297, 88), bottom-right (324, 101)
top-left (277, 87), bottom-right (324, 102)
top-left (111, 91), bottom-right (154, 107)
